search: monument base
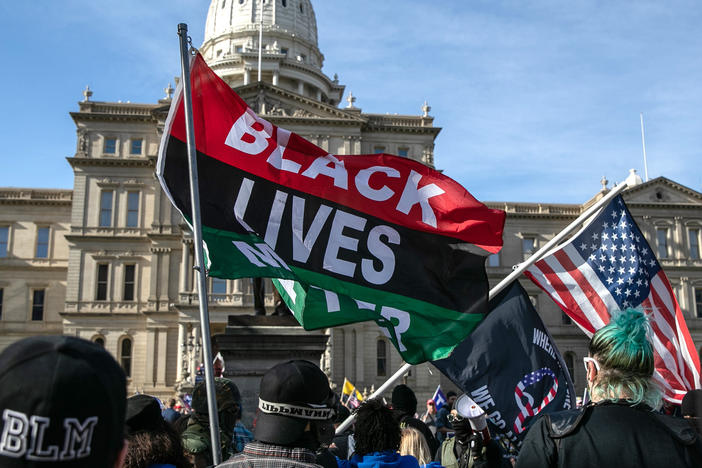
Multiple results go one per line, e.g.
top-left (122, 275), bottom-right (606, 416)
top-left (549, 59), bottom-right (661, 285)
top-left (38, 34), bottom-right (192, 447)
top-left (214, 315), bottom-right (329, 427)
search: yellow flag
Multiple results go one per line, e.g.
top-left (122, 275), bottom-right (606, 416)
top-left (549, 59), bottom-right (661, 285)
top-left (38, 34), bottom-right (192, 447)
top-left (342, 378), bottom-right (355, 396)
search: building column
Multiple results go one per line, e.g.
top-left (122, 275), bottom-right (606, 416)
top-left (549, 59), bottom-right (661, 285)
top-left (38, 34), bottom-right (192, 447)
top-left (298, 80), bottom-right (304, 95)
top-left (674, 216), bottom-right (685, 260)
top-left (176, 322), bottom-right (186, 383)
top-left (156, 328), bottom-right (168, 387)
top-left (145, 329), bottom-right (156, 387)
top-left (159, 250), bottom-right (171, 309)
top-left (355, 325), bottom-right (364, 384)
top-left (244, 69), bottom-right (251, 85)
top-left (149, 250), bottom-right (160, 306)
top-left (179, 242), bottom-right (189, 292)
top-left (272, 70), bottom-right (279, 86)
top-left (191, 324), bottom-right (201, 377)
top-left (344, 326), bottom-right (353, 381)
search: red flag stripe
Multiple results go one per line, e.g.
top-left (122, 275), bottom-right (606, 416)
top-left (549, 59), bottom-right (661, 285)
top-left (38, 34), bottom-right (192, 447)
top-left (553, 247), bottom-right (612, 325)
top-left (524, 260), bottom-right (595, 336)
top-left (527, 261), bottom-right (597, 335)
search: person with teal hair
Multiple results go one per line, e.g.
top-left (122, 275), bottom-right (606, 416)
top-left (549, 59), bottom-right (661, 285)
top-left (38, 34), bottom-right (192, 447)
top-left (516, 308), bottom-right (702, 467)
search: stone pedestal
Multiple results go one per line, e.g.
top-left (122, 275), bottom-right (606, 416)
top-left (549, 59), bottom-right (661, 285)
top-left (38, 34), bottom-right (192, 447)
top-left (214, 315), bottom-right (329, 428)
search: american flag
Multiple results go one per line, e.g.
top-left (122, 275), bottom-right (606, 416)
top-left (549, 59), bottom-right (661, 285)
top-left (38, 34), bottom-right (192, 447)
top-left (514, 368), bottom-right (558, 433)
top-left (525, 195), bottom-right (700, 404)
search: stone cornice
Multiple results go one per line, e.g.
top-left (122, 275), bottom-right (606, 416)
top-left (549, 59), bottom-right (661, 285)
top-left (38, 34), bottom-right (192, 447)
top-left (0, 188), bottom-right (72, 206)
top-left (66, 157), bottom-right (155, 169)
top-left (70, 101), bottom-right (171, 124)
top-left (485, 201), bottom-right (582, 220)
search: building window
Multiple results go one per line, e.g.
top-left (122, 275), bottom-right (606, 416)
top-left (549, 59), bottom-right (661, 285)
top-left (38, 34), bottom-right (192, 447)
top-left (377, 339), bottom-right (387, 377)
top-left (299, 2), bottom-right (303, 13)
top-left (31, 289), bottom-right (45, 321)
top-left (564, 352), bottom-right (575, 386)
top-left (397, 148), bottom-right (409, 157)
top-left (282, 0), bottom-right (287, 6)
top-left (235, 45), bottom-right (243, 53)
top-left (487, 253), bottom-right (499, 267)
top-left (104, 138), bottom-right (117, 154)
top-left (656, 228), bottom-right (669, 259)
top-left (211, 278), bottom-right (227, 295)
top-left (523, 236), bottom-right (536, 260)
top-left (126, 191), bottom-right (140, 227)
top-left (280, 47), bottom-right (288, 56)
top-left (689, 228), bottom-right (700, 260)
top-left (120, 338), bottom-right (132, 378)
top-left (35, 227), bottom-right (50, 258)
top-left (96, 264), bottom-right (109, 301)
top-left (123, 264), bottom-right (136, 301)
top-left (373, 146), bottom-right (385, 154)
top-left (0, 226), bottom-right (9, 257)
top-left (561, 311), bottom-right (571, 325)
top-left (696, 288), bottom-right (702, 318)
top-left (94, 336), bottom-right (105, 347)
top-left (0, 288), bottom-right (3, 320)
top-left (99, 190), bottom-right (114, 227)
top-left (130, 139), bottom-right (143, 155)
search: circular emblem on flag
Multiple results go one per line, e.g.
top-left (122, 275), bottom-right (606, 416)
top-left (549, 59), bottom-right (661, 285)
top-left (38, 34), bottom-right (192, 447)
top-left (513, 367), bottom-right (558, 434)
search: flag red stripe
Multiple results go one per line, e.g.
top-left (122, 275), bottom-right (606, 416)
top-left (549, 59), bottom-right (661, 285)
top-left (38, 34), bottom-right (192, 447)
top-left (649, 280), bottom-right (698, 389)
top-left (528, 260), bottom-right (597, 335)
top-left (553, 249), bottom-right (611, 325)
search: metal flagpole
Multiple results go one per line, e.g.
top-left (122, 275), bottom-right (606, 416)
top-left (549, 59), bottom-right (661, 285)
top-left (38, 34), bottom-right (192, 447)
top-left (336, 181), bottom-right (630, 435)
top-left (640, 112), bottom-right (649, 182)
top-left (257, 0), bottom-right (263, 82)
top-left (177, 23), bottom-right (223, 465)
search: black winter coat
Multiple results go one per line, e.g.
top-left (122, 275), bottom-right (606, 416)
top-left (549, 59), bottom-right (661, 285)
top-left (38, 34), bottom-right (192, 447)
top-left (516, 401), bottom-right (702, 468)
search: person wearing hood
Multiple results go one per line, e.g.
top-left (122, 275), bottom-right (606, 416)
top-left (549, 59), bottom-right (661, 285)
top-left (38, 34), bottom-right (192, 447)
top-left (391, 384), bottom-right (439, 458)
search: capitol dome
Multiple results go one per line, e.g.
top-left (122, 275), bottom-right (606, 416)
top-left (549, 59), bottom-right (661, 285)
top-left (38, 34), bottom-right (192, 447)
top-left (200, 0), bottom-right (343, 106)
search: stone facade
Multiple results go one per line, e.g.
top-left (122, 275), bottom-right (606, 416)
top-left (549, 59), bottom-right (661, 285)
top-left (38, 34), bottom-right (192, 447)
top-left (0, 1), bottom-right (700, 407)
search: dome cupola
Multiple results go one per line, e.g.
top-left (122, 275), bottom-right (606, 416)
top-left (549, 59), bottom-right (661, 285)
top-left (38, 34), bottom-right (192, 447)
top-left (200, 0), bottom-right (343, 105)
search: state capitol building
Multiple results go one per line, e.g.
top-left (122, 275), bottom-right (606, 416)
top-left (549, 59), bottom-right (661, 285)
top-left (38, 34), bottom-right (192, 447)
top-left (1, 0), bottom-right (701, 412)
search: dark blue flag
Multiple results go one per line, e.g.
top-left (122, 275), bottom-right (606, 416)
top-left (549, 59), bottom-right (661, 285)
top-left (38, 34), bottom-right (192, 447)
top-left (431, 281), bottom-right (575, 449)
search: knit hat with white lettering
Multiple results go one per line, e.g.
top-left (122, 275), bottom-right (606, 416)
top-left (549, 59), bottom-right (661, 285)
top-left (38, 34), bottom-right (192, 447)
top-left (0, 335), bottom-right (126, 467)
top-left (255, 360), bottom-right (336, 446)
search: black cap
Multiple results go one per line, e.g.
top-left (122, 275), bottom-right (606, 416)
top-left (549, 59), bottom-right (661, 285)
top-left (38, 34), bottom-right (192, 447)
top-left (0, 335), bottom-right (126, 467)
top-left (125, 395), bottom-right (164, 434)
top-left (391, 384), bottom-right (417, 414)
top-left (255, 360), bottom-right (335, 446)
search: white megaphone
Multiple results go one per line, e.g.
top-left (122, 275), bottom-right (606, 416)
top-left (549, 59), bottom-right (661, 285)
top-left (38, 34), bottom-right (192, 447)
top-left (454, 394), bottom-right (490, 442)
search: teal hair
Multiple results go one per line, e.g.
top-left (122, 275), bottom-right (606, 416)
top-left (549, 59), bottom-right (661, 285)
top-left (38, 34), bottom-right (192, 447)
top-left (588, 308), bottom-right (662, 409)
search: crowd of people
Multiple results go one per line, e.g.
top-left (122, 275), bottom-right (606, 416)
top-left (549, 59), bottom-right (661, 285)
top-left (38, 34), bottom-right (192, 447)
top-left (1, 308), bottom-right (702, 467)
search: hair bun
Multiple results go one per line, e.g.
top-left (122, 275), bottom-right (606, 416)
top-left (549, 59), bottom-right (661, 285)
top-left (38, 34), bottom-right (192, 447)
top-left (611, 308), bottom-right (650, 350)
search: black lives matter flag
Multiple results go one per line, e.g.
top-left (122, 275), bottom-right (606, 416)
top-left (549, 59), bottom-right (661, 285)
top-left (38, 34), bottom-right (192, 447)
top-left (157, 53), bottom-right (505, 364)
top-left (432, 281), bottom-right (575, 448)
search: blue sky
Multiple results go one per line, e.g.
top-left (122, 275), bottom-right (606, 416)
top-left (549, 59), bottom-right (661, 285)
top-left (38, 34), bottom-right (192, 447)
top-left (1, 1), bottom-right (700, 203)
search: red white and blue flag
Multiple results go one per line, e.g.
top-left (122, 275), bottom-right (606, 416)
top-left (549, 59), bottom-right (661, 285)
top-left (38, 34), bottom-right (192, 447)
top-left (525, 195), bottom-right (701, 404)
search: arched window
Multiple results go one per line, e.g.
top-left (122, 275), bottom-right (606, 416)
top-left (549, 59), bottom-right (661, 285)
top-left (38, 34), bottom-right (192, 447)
top-left (377, 339), bottom-right (387, 377)
top-left (564, 351), bottom-right (575, 386)
top-left (93, 336), bottom-right (105, 347)
top-left (120, 337), bottom-right (132, 378)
